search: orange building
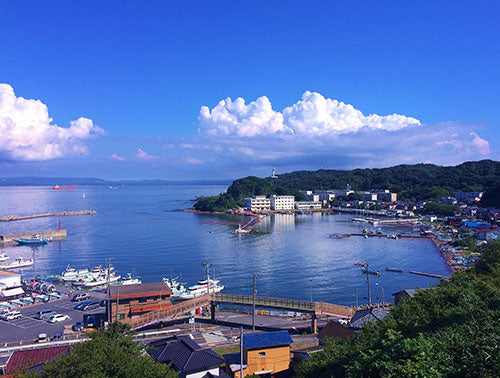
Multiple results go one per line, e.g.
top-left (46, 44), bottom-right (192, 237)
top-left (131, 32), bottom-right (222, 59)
top-left (109, 282), bottom-right (172, 324)
top-left (224, 331), bottom-right (293, 377)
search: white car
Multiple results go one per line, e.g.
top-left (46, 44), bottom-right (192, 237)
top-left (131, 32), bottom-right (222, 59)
top-left (0, 310), bottom-right (21, 321)
top-left (48, 314), bottom-right (70, 323)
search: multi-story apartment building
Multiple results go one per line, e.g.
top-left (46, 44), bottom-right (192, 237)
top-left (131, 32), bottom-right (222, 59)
top-left (270, 195), bottom-right (295, 210)
top-left (295, 201), bottom-right (322, 210)
top-left (243, 196), bottom-right (271, 211)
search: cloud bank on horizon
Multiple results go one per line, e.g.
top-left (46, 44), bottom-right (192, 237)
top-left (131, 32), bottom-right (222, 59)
top-left (0, 83), bottom-right (104, 161)
top-left (0, 82), bottom-right (493, 177)
top-left (196, 91), bottom-right (491, 171)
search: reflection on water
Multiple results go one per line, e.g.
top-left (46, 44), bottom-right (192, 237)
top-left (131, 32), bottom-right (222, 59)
top-left (0, 186), bottom-right (450, 306)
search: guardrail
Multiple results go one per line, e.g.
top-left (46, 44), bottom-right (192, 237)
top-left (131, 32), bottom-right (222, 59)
top-left (214, 293), bottom-right (316, 312)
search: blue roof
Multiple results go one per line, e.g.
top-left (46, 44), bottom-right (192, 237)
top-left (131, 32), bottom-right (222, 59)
top-left (465, 221), bottom-right (490, 229)
top-left (243, 331), bottom-right (293, 349)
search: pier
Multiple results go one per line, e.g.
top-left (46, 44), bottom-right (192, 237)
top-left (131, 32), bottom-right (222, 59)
top-left (409, 271), bottom-right (449, 280)
top-left (0, 210), bottom-right (96, 222)
top-left (0, 229), bottom-right (67, 244)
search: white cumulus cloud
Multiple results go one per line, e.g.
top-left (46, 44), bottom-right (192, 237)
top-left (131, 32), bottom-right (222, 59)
top-left (199, 91), bottom-right (420, 137)
top-left (0, 83), bottom-right (104, 161)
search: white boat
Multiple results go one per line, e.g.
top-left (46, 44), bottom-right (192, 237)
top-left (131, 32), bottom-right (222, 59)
top-left (121, 272), bottom-right (142, 285)
top-left (75, 272), bottom-right (121, 288)
top-left (0, 253), bottom-right (8, 262)
top-left (176, 278), bottom-right (224, 300)
top-left (163, 277), bottom-right (191, 299)
top-left (0, 258), bottom-right (34, 269)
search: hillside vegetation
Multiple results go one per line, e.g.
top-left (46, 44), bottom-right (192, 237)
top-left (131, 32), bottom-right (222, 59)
top-left (194, 160), bottom-right (500, 211)
top-left (297, 240), bottom-right (500, 377)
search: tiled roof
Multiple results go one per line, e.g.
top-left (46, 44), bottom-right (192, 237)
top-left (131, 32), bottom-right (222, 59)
top-left (6, 346), bottom-right (70, 374)
top-left (350, 308), bottom-right (388, 329)
top-left (109, 281), bottom-right (172, 299)
top-left (148, 336), bottom-right (224, 373)
top-left (319, 321), bottom-right (355, 340)
top-left (243, 331), bottom-right (293, 349)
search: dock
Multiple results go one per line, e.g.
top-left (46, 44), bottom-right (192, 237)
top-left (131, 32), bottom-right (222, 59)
top-left (0, 210), bottom-right (96, 222)
top-left (409, 271), bottom-right (449, 280)
top-left (0, 229), bottom-right (67, 245)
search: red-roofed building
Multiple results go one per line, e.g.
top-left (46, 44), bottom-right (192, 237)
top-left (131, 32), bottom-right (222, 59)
top-left (1, 345), bottom-right (69, 375)
top-left (476, 227), bottom-right (499, 241)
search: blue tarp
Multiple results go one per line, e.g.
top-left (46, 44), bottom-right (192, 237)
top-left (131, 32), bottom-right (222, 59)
top-left (243, 330), bottom-right (293, 349)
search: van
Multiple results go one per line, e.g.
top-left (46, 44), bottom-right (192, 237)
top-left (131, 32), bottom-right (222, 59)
top-left (37, 333), bottom-right (47, 342)
top-left (36, 309), bottom-right (57, 320)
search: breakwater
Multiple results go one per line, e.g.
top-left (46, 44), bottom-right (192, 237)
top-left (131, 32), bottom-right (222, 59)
top-left (0, 229), bottom-right (67, 244)
top-left (0, 210), bottom-right (96, 222)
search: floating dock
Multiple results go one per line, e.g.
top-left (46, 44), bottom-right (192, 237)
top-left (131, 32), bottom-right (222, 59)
top-left (0, 210), bottom-right (96, 222)
top-left (0, 229), bottom-right (67, 245)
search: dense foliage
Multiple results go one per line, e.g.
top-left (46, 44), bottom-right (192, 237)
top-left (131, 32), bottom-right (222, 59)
top-left (481, 184), bottom-right (500, 208)
top-left (194, 160), bottom-right (500, 211)
top-left (27, 322), bottom-right (177, 378)
top-left (422, 203), bottom-right (461, 216)
top-left (297, 241), bottom-right (500, 377)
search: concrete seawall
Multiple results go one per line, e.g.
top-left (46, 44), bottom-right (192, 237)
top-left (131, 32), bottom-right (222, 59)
top-left (0, 210), bottom-right (96, 222)
top-left (0, 229), bottom-right (67, 245)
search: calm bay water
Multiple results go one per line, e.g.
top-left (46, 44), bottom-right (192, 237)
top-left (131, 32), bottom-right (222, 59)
top-left (0, 186), bottom-right (450, 306)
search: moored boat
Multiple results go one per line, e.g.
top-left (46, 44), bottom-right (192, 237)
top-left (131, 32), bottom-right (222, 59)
top-left (120, 272), bottom-right (142, 285)
top-left (0, 253), bottom-right (8, 262)
top-left (0, 257), bottom-right (34, 269)
top-left (13, 234), bottom-right (48, 245)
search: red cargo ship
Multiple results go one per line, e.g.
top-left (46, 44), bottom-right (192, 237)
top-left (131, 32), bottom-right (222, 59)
top-left (52, 185), bottom-right (76, 190)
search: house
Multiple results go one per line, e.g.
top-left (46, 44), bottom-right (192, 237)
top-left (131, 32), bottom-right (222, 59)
top-left (110, 282), bottom-right (172, 324)
top-left (318, 320), bottom-right (355, 342)
top-left (476, 227), bottom-right (499, 241)
top-left (392, 289), bottom-right (420, 305)
top-left (0, 345), bottom-right (70, 375)
top-left (148, 336), bottom-right (229, 378)
top-left (0, 269), bottom-right (24, 299)
top-left (224, 330), bottom-right (293, 378)
top-left (350, 308), bottom-right (389, 330)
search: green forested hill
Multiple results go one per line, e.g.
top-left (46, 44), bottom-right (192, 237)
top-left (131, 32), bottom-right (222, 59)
top-left (193, 160), bottom-right (500, 211)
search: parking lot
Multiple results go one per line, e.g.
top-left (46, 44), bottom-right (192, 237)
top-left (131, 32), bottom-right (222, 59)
top-left (0, 290), bottom-right (107, 344)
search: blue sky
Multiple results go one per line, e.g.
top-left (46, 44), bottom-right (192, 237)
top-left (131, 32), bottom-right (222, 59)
top-left (1, 1), bottom-right (499, 179)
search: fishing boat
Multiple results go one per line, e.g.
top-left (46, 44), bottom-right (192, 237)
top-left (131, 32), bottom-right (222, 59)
top-left (75, 272), bottom-right (121, 288)
top-left (0, 258), bottom-right (34, 270)
top-left (13, 234), bottom-right (48, 245)
top-left (163, 277), bottom-right (190, 299)
top-left (176, 278), bottom-right (224, 300)
top-left (386, 267), bottom-right (404, 273)
top-left (120, 272), bottom-right (142, 285)
top-left (361, 268), bottom-right (380, 276)
top-left (0, 253), bottom-right (8, 262)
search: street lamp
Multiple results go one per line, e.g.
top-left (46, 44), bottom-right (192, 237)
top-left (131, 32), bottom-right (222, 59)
top-left (375, 283), bottom-right (385, 308)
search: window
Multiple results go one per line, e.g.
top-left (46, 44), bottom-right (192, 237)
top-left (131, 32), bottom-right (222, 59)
top-left (259, 352), bottom-right (266, 357)
top-left (117, 313), bottom-right (125, 320)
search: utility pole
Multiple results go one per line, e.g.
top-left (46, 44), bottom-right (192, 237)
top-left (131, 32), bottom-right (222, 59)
top-left (240, 327), bottom-right (244, 378)
top-left (107, 257), bottom-right (113, 323)
top-left (252, 273), bottom-right (256, 333)
top-left (356, 288), bottom-right (359, 307)
top-left (365, 264), bottom-right (372, 308)
top-left (202, 262), bottom-right (211, 296)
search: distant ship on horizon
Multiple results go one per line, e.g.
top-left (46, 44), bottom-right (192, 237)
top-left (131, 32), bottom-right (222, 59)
top-left (52, 185), bottom-right (76, 190)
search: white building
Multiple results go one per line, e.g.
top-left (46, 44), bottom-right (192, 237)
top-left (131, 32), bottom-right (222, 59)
top-left (270, 195), bottom-right (295, 210)
top-left (0, 270), bottom-right (23, 299)
top-left (243, 196), bottom-right (271, 211)
top-left (295, 201), bottom-right (322, 210)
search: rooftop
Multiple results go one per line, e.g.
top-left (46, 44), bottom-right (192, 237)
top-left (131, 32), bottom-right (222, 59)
top-left (350, 308), bottom-right (389, 329)
top-left (6, 345), bottom-right (70, 374)
top-left (109, 281), bottom-right (172, 299)
top-left (148, 336), bottom-right (224, 373)
top-left (0, 269), bottom-right (20, 278)
top-left (243, 330), bottom-right (293, 349)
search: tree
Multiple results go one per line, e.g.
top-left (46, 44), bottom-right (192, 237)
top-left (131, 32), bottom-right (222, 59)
top-left (28, 322), bottom-right (178, 378)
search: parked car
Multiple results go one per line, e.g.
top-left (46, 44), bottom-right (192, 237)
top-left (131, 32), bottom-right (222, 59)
top-left (48, 314), bottom-right (70, 323)
top-left (72, 321), bottom-right (84, 332)
top-left (51, 331), bottom-right (63, 341)
top-left (36, 309), bottom-right (57, 320)
top-left (0, 310), bottom-right (21, 321)
top-left (37, 333), bottom-right (47, 342)
top-left (74, 300), bottom-right (92, 310)
top-left (99, 299), bottom-right (108, 307)
top-left (71, 292), bottom-right (90, 302)
top-left (82, 301), bottom-right (100, 311)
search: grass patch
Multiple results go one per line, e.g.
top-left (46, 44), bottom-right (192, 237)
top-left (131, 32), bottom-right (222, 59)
top-left (213, 345), bottom-right (239, 356)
